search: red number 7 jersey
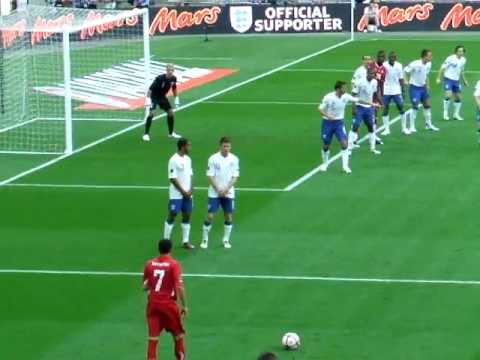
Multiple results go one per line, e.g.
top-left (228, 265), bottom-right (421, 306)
top-left (143, 255), bottom-right (183, 303)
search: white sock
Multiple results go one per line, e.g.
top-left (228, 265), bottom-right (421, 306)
top-left (202, 223), bottom-right (211, 242)
top-left (341, 149), bottom-right (349, 169)
top-left (401, 113), bottom-right (407, 130)
top-left (164, 221), bottom-right (174, 240)
top-left (424, 108), bottom-right (432, 126)
top-left (443, 98), bottom-right (450, 114)
top-left (322, 149), bottom-right (330, 163)
top-left (223, 223), bottom-right (233, 242)
top-left (369, 132), bottom-right (376, 151)
top-left (181, 223), bottom-right (190, 244)
top-left (382, 115), bottom-right (390, 131)
top-left (411, 109), bottom-right (417, 129)
top-left (453, 101), bottom-right (462, 116)
top-left (348, 131), bottom-right (356, 148)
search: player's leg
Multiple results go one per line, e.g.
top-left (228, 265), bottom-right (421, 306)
top-left (143, 107), bottom-right (156, 141)
top-left (409, 86), bottom-right (420, 133)
top-left (348, 108), bottom-right (361, 150)
top-left (180, 199), bottom-right (194, 249)
top-left (393, 95), bottom-right (409, 135)
top-left (366, 109), bottom-right (381, 155)
top-left (381, 95), bottom-right (392, 136)
top-left (452, 85), bottom-right (464, 121)
top-left (221, 199), bottom-right (234, 249)
top-left (336, 122), bottom-right (351, 173)
top-left (423, 94), bottom-right (439, 131)
top-left (164, 200), bottom-right (179, 240)
top-left (319, 121), bottom-right (333, 171)
top-left (201, 199), bottom-right (219, 249)
top-left (443, 80), bottom-right (453, 120)
top-left (159, 98), bottom-right (181, 138)
top-left (146, 303), bottom-right (163, 360)
top-left (164, 303), bottom-right (186, 360)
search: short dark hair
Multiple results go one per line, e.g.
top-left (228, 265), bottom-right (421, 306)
top-left (334, 80), bottom-right (346, 90)
top-left (421, 49), bottom-right (431, 58)
top-left (257, 352), bottom-right (278, 360)
top-left (158, 239), bottom-right (172, 254)
top-left (219, 136), bottom-right (231, 145)
top-left (177, 138), bottom-right (189, 150)
top-left (455, 45), bottom-right (465, 53)
top-left (377, 50), bottom-right (386, 57)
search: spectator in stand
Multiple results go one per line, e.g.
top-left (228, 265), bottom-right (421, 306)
top-left (134, 0), bottom-right (148, 8)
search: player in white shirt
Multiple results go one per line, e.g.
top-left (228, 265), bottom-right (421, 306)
top-left (164, 138), bottom-right (195, 250)
top-left (475, 81), bottom-right (480, 143)
top-left (201, 137), bottom-right (240, 249)
top-left (318, 81), bottom-right (378, 174)
top-left (436, 45), bottom-right (468, 121)
top-left (348, 69), bottom-right (382, 155)
top-left (382, 51), bottom-right (408, 135)
top-left (352, 55), bottom-right (373, 94)
top-left (404, 49), bottom-right (439, 132)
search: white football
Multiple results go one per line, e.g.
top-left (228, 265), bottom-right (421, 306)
top-left (282, 332), bottom-right (301, 350)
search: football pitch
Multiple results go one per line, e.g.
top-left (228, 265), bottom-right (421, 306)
top-left (2, 32), bottom-right (480, 359)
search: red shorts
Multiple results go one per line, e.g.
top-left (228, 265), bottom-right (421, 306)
top-left (146, 301), bottom-right (185, 337)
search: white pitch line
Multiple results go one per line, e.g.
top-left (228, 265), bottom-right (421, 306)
top-left (284, 68), bottom-right (480, 74)
top-left (161, 57), bottom-right (234, 61)
top-left (284, 111), bottom-right (409, 192)
top-left (6, 183), bottom-right (285, 192)
top-left (0, 38), bottom-right (354, 188)
top-left (204, 100), bottom-right (317, 105)
top-left (1, 269), bottom-right (480, 286)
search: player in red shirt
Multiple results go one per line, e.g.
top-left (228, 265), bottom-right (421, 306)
top-left (143, 239), bottom-right (188, 360)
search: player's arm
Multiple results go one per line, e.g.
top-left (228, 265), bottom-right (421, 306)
top-left (171, 178), bottom-right (191, 198)
top-left (436, 62), bottom-right (446, 84)
top-left (143, 266), bottom-right (150, 292)
top-left (461, 66), bottom-right (469, 87)
top-left (174, 264), bottom-right (188, 316)
top-left (207, 176), bottom-right (223, 197)
top-left (318, 99), bottom-right (334, 120)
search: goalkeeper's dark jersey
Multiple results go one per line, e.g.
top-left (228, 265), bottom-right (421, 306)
top-left (149, 74), bottom-right (177, 99)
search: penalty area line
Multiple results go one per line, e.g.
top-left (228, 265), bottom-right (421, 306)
top-left (1, 269), bottom-right (480, 286)
top-left (0, 38), bottom-right (354, 188)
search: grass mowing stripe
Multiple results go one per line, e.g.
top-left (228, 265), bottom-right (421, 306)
top-left (284, 111), bottom-right (408, 191)
top-left (0, 38), bottom-right (353, 187)
top-left (2, 269), bottom-right (480, 286)
top-left (6, 183), bottom-right (285, 192)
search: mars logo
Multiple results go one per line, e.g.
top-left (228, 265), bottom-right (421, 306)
top-left (1, 19), bottom-right (27, 48)
top-left (149, 7), bottom-right (221, 34)
top-left (230, 6), bottom-right (253, 33)
top-left (441, 3), bottom-right (480, 30)
top-left (357, 3), bottom-right (433, 31)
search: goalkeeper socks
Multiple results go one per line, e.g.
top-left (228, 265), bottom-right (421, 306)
top-left (167, 114), bottom-right (174, 135)
top-left (147, 339), bottom-right (158, 360)
top-left (174, 337), bottom-right (186, 360)
top-left (145, 115), bottom-right (153, 134)
top-left (164, 220), bottom-right (174, 240)
top-left (202, 221), bottom-right (212, 242)
top-left (181, 222), bottom-right (190, 244)
top-left (223, 221), bottom-right (233, 243)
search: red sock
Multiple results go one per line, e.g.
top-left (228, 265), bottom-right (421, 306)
top-left (175, 337), bottom-right (186, 360)
top-left (147, 339), bottom-right (158, 360)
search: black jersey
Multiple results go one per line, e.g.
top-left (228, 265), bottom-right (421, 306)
top-left (149, 74), bottom-right (177, 98)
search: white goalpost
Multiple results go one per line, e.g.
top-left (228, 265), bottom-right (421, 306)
top-left (0, 5), bottom-right (151, 155)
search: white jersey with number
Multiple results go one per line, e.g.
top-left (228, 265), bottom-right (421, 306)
top-left (319, 92), bottom-right (358, 120)
top-left (207, 152), bottom-right (240, 199)
top-left (384, 61), bottom-right (404, 95)
top-left (168, 153), bottom-right (193, 200)
top-left (352, 65), bottom-right (367, 93)
top-left (441, 55), bottom-right (466, 81)
top-left (404, 59), bottom-right (431, 87)
top-left (475, 81), bottom-right (480, 97)
top-left (356, 78), bottom-right (377, 108)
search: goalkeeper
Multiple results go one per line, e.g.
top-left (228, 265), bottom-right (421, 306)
top-left (143, 64), bottom-right (181, 141)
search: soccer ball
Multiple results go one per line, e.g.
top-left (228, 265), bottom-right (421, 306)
top-left (281, 332), bottom-right (301, 350)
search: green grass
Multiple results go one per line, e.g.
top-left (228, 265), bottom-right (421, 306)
top-left (2, 32), bottom-right (480, 359)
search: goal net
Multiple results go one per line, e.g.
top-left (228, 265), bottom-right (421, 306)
top-left (0, 5), bottom-right (150, 155)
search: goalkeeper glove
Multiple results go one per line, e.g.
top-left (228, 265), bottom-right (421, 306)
top-left (144, 97), bottom-right (152, 108)
top-left (175, 97), bottom-right (180, 107)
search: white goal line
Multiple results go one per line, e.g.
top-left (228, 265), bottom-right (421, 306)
top-left (1, 268), bottom-right (479, 286)
top-left (283, 68), bottom-right (480, 73)
top-left (6, 183), bottom-right (285, 192)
